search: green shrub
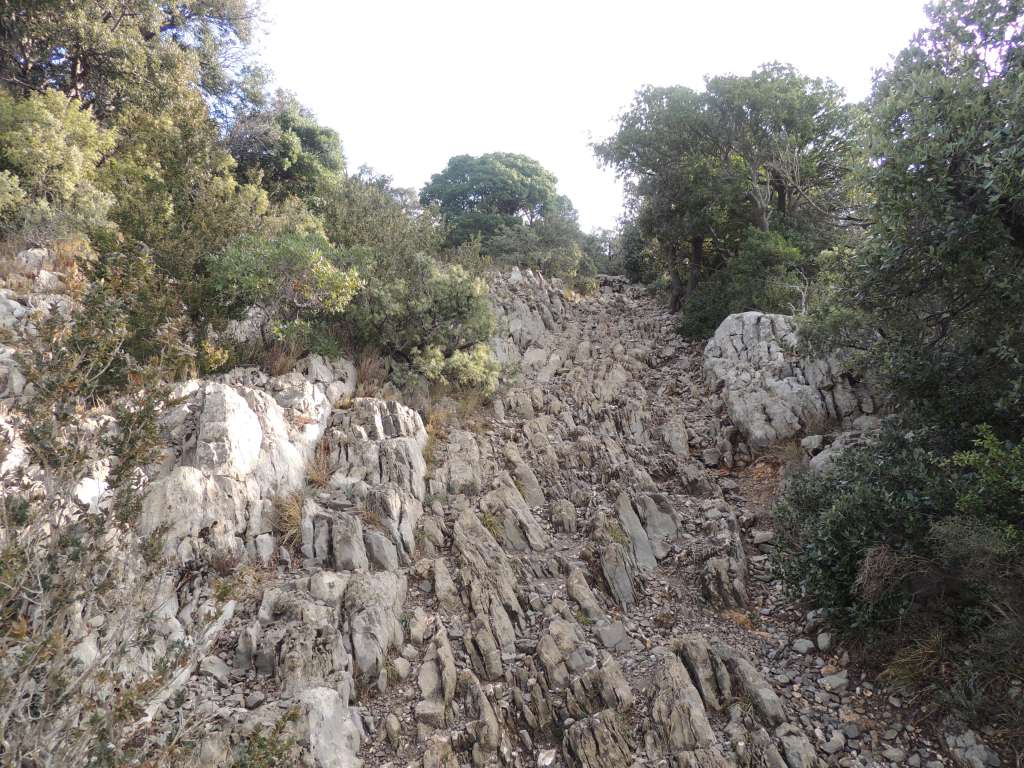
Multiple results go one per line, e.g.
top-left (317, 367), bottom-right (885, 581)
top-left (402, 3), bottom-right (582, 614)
top-left (412, 342), bottom-right (500, 397)
top-left (339, 249), bottom-right (494, 360)
top-left (774, 424), bottom-right (1024, 732)
top-left (951, 425), bottom-right (1024, 527)
top-left (232, 711), bottom-right (301, 767)
top-left (3, 250), bottom-right (199, 766)
top-left (0, 89), bottom-right (116, 239)
top-left (102, 96), bottom-right (280, 291)
top-left (483, 216), bottom-right (586, 280)
top-left (203, 231), bottom-right (361, 346)
top-left (19, 248), bottom-right (195, 466)
top-left (774, 426), bottom-right (953, 634)
top-left (677, 229), bottom-right (810, 339)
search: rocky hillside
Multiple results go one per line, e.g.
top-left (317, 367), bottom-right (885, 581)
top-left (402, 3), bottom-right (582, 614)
top-left (0, 259), bottom-right (995, 768)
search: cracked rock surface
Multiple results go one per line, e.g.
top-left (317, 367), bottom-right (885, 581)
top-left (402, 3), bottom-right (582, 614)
top-left (116, 268), bottom-right (954, 767)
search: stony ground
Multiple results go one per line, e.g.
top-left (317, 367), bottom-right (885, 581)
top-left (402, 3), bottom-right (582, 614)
top-left (129, 270), bottom-right (992, 768)
top-left (348, 272), bottom-right (959, 768)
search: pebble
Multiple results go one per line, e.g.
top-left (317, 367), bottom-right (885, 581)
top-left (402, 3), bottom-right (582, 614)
top-left (793, 638), bottom-right (816, 654)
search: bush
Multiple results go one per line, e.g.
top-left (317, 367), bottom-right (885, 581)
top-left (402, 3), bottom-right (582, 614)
top-left (103, 97), bottom-right (279, 289)
top-left (678, 229), bottom-right (809, 338)
top-left (774, 424), bottom-right (1024, 733)
top-left (19, 249), bottom-right (194, 434)
top-left (0, 89), bottom-right (116, 239)
top-left (2, 250), bottom-right (201, 765)
top-left (411, 342), bottom-right (500, 397)
top-left (203, 231), bottom-right (361, 348)
top-left (774, 426), bottom-right (952, 634)
top-left (339, 248), bottom-right (494, 361)
top-left (483, 217), bottom-right (586, 281)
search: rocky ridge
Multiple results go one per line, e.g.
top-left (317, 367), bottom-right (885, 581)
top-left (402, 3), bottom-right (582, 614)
top-left (0, 253), bottom-right (982, 767)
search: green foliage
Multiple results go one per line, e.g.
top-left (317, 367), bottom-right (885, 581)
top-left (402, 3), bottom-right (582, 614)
top-left (0, 89), bottom-right (116, 238)
top-left (102, 92), bottom-right (275, 288)
top-left (802, 0), bottom-right (1024, 436)
top-left (952, 425), bottom-right (1024, 527)
top-left (677, 229), bottom-right (809, 338)
top-left (231, 710), bottom-right (301, 767)
top-left (340, 249), bottom-right (494, 360)
top-left (412, 342), bottom-right (500, 397)
top-left (204, 231), bottom-right (361, 325)
top-left (483, 214), bottom-right (588, 282)
top-left (0, 0), bottom-right (258, 119)
top-left (230, 90), bottom-right (346, 202)
top-left (19, 249), bottom-right (194, 465)
top-left (774, 427), bottom-right (952, 633)
top-left (774, 422), bottom-right (1024, 731)
top-left (597, 63), bottom-right (856, 315)
top-left (421, 152), bottom-right (562, 245)
top-left (774, 1), bottom-right (1024, 741)
top-left (321, 169), bottom-right (442, 256)
top-left (2, 251), bottom-right (198, 765)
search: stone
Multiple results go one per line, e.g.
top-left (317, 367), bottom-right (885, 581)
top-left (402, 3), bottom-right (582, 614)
top-left (385, 713), bottom-right (401, 748)
top-left (567, 566), bottom-right (605, 622)
top-left (793, 638), bottom-right (816, 655)
top-left (333, 513), bottom-right (369, 572)
top-left (596, 621), bottom-right (628, 650)
top-left (703, 311), bottom-right (875, 448)
top-left (551, 499), bottom-right (577, 533)
top-left (599, 543), bottom-right (637, 610)
top-left (199, 655), bottom-right (230, 687)
top-left (883, 747), bottom-right (907, 763)
top-left (309, 571), bottom-right (349, 608)
top-left (298, 687), bottom-right (362, 768)
top-left (433, 558), bottom-right (460, 611)
top-left (644, 649), bottom-right (715, 759)
top-left (364, 529), bottom-right (399, 571)
top-left (820, 670), bottom-right (849, 693)
top-left (562, 710), bottom-right (634, 768)
top-left (615, 493), bottom-right (656, 572)
top-left (823, 731), bottom-right (847, 755)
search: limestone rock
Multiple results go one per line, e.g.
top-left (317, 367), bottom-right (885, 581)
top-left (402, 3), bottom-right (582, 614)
top-left (703, 312), bottom-right (875, 449)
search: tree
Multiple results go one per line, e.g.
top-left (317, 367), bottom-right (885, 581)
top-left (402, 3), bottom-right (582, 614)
top-left (0, 0), bottom-right (259, 120)
top-left (775, 1), bottom-right (1024, 735)
top-left (0, 88), bottom-right (116, 239)
top-left (808, 0), bottom-right (1024, 435)
top-left (228, 90), bottom-right (346, 204)
top-left (420, 152), bottom-right (563, 245)
top-left (597, 65), bottom-right (856, 316)
top-left (704, 63), bottom-right (853, 234)
top-left (596, 84), bottom-right (744, 308)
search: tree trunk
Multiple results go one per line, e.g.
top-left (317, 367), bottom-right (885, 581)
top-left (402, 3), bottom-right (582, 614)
top-left (688, 236), bottom-right (704, 297)
top-left (775, 183), bottom-right (787, 216)
top-left (667, 242), bottom-right (685, 313)
top-left (754, 205), bottom-right (770, 232)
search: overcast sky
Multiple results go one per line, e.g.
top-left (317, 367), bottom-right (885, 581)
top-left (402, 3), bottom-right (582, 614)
top-left (258, 0), bottom-right (930, 231)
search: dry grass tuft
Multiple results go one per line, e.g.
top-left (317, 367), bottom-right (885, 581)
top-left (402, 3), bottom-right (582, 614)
top-left (307, 437), bottom-right (333, 488)
top-left (881, 629), bottom-right (946, 692)
top-left (355, 349), bottom-right (385, 397)
top-left (854, 544), bottom-right (902, 603)
top-left (720, 608), bottom-right (757, 631)
top-left (480, 510), bottom-right (503, 540)
top-left (358, 506), bottom-right (388, 532)
top-left (264, 342), bottom-right (302, 377)
top-left (208, 547), bottom-right (242, 577)
top-left (270, 492), bottom-right (305, 548)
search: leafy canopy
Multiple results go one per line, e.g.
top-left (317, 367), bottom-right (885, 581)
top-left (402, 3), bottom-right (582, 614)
top-left (421, 152), bottom-right (564, 245)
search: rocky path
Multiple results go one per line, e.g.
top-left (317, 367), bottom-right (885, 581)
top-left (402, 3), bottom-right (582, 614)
top-left (122, 268), bottom-right (960, 767)
top-left (356, 271), bottom-right (952, 768)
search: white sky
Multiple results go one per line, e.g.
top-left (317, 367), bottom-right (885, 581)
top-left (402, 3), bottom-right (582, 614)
top-left (258, 0), bottom-right (930, 231)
